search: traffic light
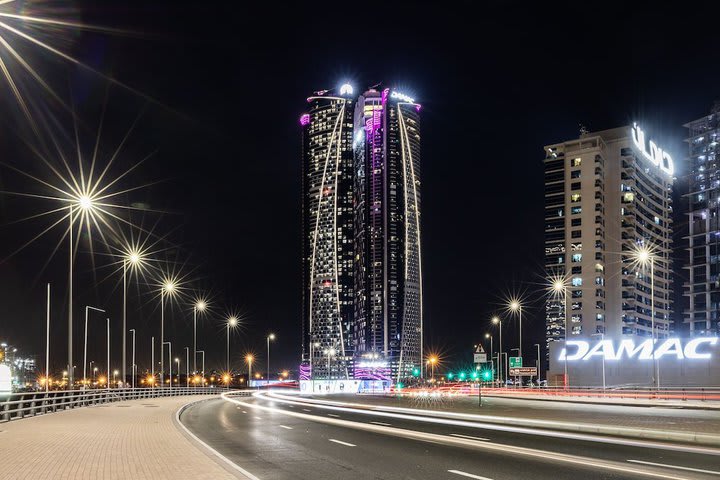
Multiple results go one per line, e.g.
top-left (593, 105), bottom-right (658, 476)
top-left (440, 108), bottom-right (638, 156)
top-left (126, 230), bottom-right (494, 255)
top-left (412, 367), bottom-right (420, 377)
top-left (481, 369), bottom-right (493, 381)
top-left (396, 382), bottom-right (404, 390)
top-left (447, 372), bottom-right (454, 380)
top-left (459, 372), bottom-right (466, 380)
top-left (471, 371), bottom-right (479, 380)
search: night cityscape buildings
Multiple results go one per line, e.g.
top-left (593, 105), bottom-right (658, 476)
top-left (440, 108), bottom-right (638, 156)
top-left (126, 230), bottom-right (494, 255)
top-left (544, 125), bottom-right (675, 364)
top-left (684, 104), bottom-right (720, 337)
top-left (301, 84), bottom-right (423, 384)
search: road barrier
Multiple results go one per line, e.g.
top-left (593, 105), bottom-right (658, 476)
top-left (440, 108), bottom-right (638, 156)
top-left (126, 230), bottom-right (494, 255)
top-left (1, 387), bottom-right (228, 422)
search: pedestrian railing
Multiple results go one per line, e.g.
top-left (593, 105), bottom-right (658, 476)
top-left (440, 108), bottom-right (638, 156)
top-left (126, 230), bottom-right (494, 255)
top-left (0, 387), bottom-right (242, 422)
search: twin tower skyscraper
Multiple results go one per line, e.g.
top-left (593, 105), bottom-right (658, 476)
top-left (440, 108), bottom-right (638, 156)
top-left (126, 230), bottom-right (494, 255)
top-left (301, 83), bottom-right (422, 384)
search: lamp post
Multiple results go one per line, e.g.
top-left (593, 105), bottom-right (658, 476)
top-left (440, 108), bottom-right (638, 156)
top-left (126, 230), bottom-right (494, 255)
top-left (45, 283), bottom-right (50, 393)
top-left (267, 333), bottom-right (275, 386)
top-left (151, 336), bottom-right (155, 388)
top-left (113, 369), bottom-right (118, 387)
top-left (551, 277), bottom-right (569, 388)
top-left (129, 329), bottom-right (136, 389)
top-left (246, 354), bottom-right (254, 387)
top-left (174, 357), bottom-right (180, 387)
top-left (509, 300), bottom-right (522, 358)
top-left (227, 316), bottom-right (238, 373)
top-left (492, 316), bottom-right (502, 385)
top-left (534, 343), bottom-right (541, 387)
top-left (160, 280), bottom-right (175, 391)
top-left (633, 246), bottom-right (659, 390)
top-left (93, 366), bottom-right (98, 386)
top-left (83, 305), bottom-right (105, 388)
top-left (484, 333), bottom-right (493, 375)
top-left (510, 348), bottom-right (520, 388)
top-left (591, 333), bottom-right (606, 392)
top-left (163, 341), bottom-right (172, 390)
top-left (106, 318), bottom-right (110, 391)
top-left (428, 356), bottom-right (438, 381)
top-left (193, 299), bottom-right (207, 375)
top-left (122, 250), bottom-right (142, 389)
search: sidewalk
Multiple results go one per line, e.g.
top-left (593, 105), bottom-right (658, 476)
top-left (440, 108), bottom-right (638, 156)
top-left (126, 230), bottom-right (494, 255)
top-left (0, 395), bottom-right (243, 480)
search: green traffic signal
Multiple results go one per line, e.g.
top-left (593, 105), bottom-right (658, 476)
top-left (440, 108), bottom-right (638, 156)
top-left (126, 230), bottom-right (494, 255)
top-left (447, 373), bottom-right (454, 380)
top-left (481, 370), bottom-right (493, 381)
top-left (412, 368), bottom-right (420, 377)
top-left (459, 372), bottom-right (466, 380)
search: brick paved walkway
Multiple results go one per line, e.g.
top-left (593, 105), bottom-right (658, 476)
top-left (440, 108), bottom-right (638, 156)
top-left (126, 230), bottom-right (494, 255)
top-left (0, 395), bottom-right (244, 480)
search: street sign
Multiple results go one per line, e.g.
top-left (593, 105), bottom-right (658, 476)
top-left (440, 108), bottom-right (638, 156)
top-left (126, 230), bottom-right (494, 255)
top-left (473, 353), bottom-right (487, 363)
top-left (509, 356), bottom-right (522, 368)
top-left (509, 367), bottom-right (537, 376)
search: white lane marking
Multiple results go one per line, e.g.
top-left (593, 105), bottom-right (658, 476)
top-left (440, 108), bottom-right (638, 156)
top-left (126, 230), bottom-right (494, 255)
top-left (327, 413), bottom-right (340, 418)
top-left (279, 425), bottom-right (293, 430)
top-left (448, 470), bottom-right (493, 480)
top-left (627, 460), bottom-right (720, 476)
top-left (329, 438), bottom-right (356, 447)
top-left (450, 433), bottom-right (490, 442)
top-left (302, 408), bottom-right (312, 412)
top-left (261, 391), bottom-right (720, 457)
top-left (254, 416), bottom-right (263, 420)
top-left (223, 393), bottom-right (691, 480)
top-left (370, 421), bottom-right (392, 426)
top-left (175, 401), bottom-right (261, 480)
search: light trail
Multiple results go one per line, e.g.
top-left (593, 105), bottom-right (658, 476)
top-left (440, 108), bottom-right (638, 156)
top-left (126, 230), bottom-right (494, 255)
top-left (222, 392), bottom-right (693, 480)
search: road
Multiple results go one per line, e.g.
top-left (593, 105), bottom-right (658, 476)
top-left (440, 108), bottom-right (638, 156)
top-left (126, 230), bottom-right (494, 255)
top-left (179, 392), bottom-right (720, 480)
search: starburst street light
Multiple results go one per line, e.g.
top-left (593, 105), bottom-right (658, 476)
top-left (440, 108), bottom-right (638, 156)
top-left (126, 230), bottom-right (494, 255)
top-left (547, 272), bottom-right (570, 388)
top-left (226, 316), bottom-right (239, 373)
top-left (192, 297), bottom-right (208, 376)
top-left (629, 243), bottom-right (660, 389)
top-left (507, 297), bottom-right (524, 358)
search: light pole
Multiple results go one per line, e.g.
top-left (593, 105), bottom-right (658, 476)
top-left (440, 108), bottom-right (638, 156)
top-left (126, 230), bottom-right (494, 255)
top-left (428, 356), bottom-right (438, 381)
top-left (129, 329), bottom-right (136, 389)
top-left (227, 316), bottom-right (238, 373)
top-left (163, 341), bottom-right (172, 390)
top-left (509, 300), bottom-right (522, 358)
top-left (160, 280), bottom-right (175, 391)
top-left (633, 246), bottom-right (659, 390)
top-left (184, 347), bottom-right (189, 388)
top-left (113, 369), bottom-right (118, 387)
top-left (151, 336), bottom-right (155, 388)
top-left (492, 316), bottom-right (502, 385)
top-left (45, 283), bottom-right (51, 393)
top-left (551, 277), bottom-right (569, 388)
top-left (197, 350), bottom-right (205, 386)
top-left (174, 357), bottom-right (180, 387)
top-left (83, 305), bottom-right (105, 387)
top-left (267, 333), bottom-right (275, 385)
top-left (484, 333), bottom-right (493, 375)
top-left (106, 318), bottom-right (110, 391)
top-left (93, 367), bottom-right (98, 386)
top-left (193, 299), bottom-right (207, 375)
top-left (246, 354), bottom-right (254, 387)
top-left (122, 250), bottom-right (142, 389)
top-left (591, 333), bottom-right (606, 391)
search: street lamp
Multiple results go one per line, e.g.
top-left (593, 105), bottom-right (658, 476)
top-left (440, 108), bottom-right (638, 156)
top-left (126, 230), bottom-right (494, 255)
top-left (267, 333), bottom-right (275, 386)
top-left (484, 333), bottom-right (493, 379)
top-left (174, 357), bottom-right (180, 386)
top-left (197, 350), bottom-right (206, 386)
top-left (227, 316), bottom-right (238, 373)
top-left (121, 249), bottom-right (143, 389)
top-left (246, 354), bottom-right (254, 387)
top-left (508, 299), bottom-right (522, 358)
top-left (184, 347), bottom-right (190, 388)
top-left (631, 244), bottom-right (659, 390)
top-left (193, 298), bottom-right (207, 376)
top-left (83, 305), bottom-right (105, 388)
top-left (492, 316), bottom-right (503, 385)
top-left (534, 343), bottom-right (541, 387)
top-left (428, 355), bottom-right (438, 381)
top-left (551, 276), bottom-right (569, 388)
top-left (160, 279), bottom-right (176, 390)
top-left (113, 369), bottom-right (119, 387)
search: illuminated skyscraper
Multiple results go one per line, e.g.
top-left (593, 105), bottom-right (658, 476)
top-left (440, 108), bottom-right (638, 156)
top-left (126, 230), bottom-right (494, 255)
top-left (684, 105), bottom-right (720, 336)
top-left (301, 84), bottom-right (355, 379)
top-left (544, 125), bottom-right (674, 367)
top-left (353, 88), bottom-right (423, 382)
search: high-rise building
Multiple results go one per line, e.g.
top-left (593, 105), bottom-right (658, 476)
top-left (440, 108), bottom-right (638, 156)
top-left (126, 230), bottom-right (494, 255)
top-left (300, 85), bottom-right (356, 379)
top-left (353, 88), bottom-right (422, 381)
top-left (684, 104), bottom-right (720, 337)
top-left (544, 125), bottom-right (674, 364)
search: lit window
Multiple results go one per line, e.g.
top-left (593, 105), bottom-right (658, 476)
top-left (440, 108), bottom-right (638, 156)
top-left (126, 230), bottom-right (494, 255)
top-left (595, 263), bottom-right (604, 272)
top-left (571, 207), bottom-right (582, 214)
top-left (571, 193), bottom-right (582, 202)
top-left (571, 277), bottom-right (583, 287)
top-left (623, 192), bottom-right (634, 203)
top-left (571, 253), bottom-right (582, 263)
top-left (571, 157), bottom-right (582, 167)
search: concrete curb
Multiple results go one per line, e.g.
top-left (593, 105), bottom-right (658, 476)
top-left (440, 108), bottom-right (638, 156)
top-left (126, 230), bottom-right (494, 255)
top-left (482, 393), bottom-right (720, 411)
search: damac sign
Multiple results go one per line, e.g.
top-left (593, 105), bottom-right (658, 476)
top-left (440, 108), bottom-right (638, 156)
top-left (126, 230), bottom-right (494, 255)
top-left (559, 338), bottom-right (719, 361)
top-left (631, 123), bottom-right (674, 176)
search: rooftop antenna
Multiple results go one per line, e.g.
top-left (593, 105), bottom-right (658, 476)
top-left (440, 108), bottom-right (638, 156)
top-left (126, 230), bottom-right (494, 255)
top-left (579, 124), bottom-right (589, 136)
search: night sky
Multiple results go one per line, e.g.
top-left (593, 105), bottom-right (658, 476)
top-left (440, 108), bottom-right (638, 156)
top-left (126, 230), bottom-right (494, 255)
top-left (0, 1), bottom-right (717, 375)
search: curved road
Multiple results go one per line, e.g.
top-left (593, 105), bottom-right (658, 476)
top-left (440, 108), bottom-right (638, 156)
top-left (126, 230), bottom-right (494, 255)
top-left (179, 393), bottom-right (720, 480)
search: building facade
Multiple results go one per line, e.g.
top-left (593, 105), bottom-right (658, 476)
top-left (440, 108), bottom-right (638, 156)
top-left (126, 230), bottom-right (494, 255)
top-left (301, 87), bottom-right (355, 379)
top-left (544, 125), bottom-right (674, 368)
top-left (301, 84), bottom-right (423, 385)
top-left (353, 88), bottom-right (422, 382)
top-left (684, 105), bottom-right (720, 337)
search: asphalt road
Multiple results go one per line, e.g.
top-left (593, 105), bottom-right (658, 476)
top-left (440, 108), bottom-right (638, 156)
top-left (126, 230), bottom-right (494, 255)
top-left (179, 393), bottom-right (720, 480)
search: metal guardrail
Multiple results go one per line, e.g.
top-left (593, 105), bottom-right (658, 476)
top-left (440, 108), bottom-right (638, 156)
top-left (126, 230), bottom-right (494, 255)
top-left (0, 387), bottom-right (233, 422)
